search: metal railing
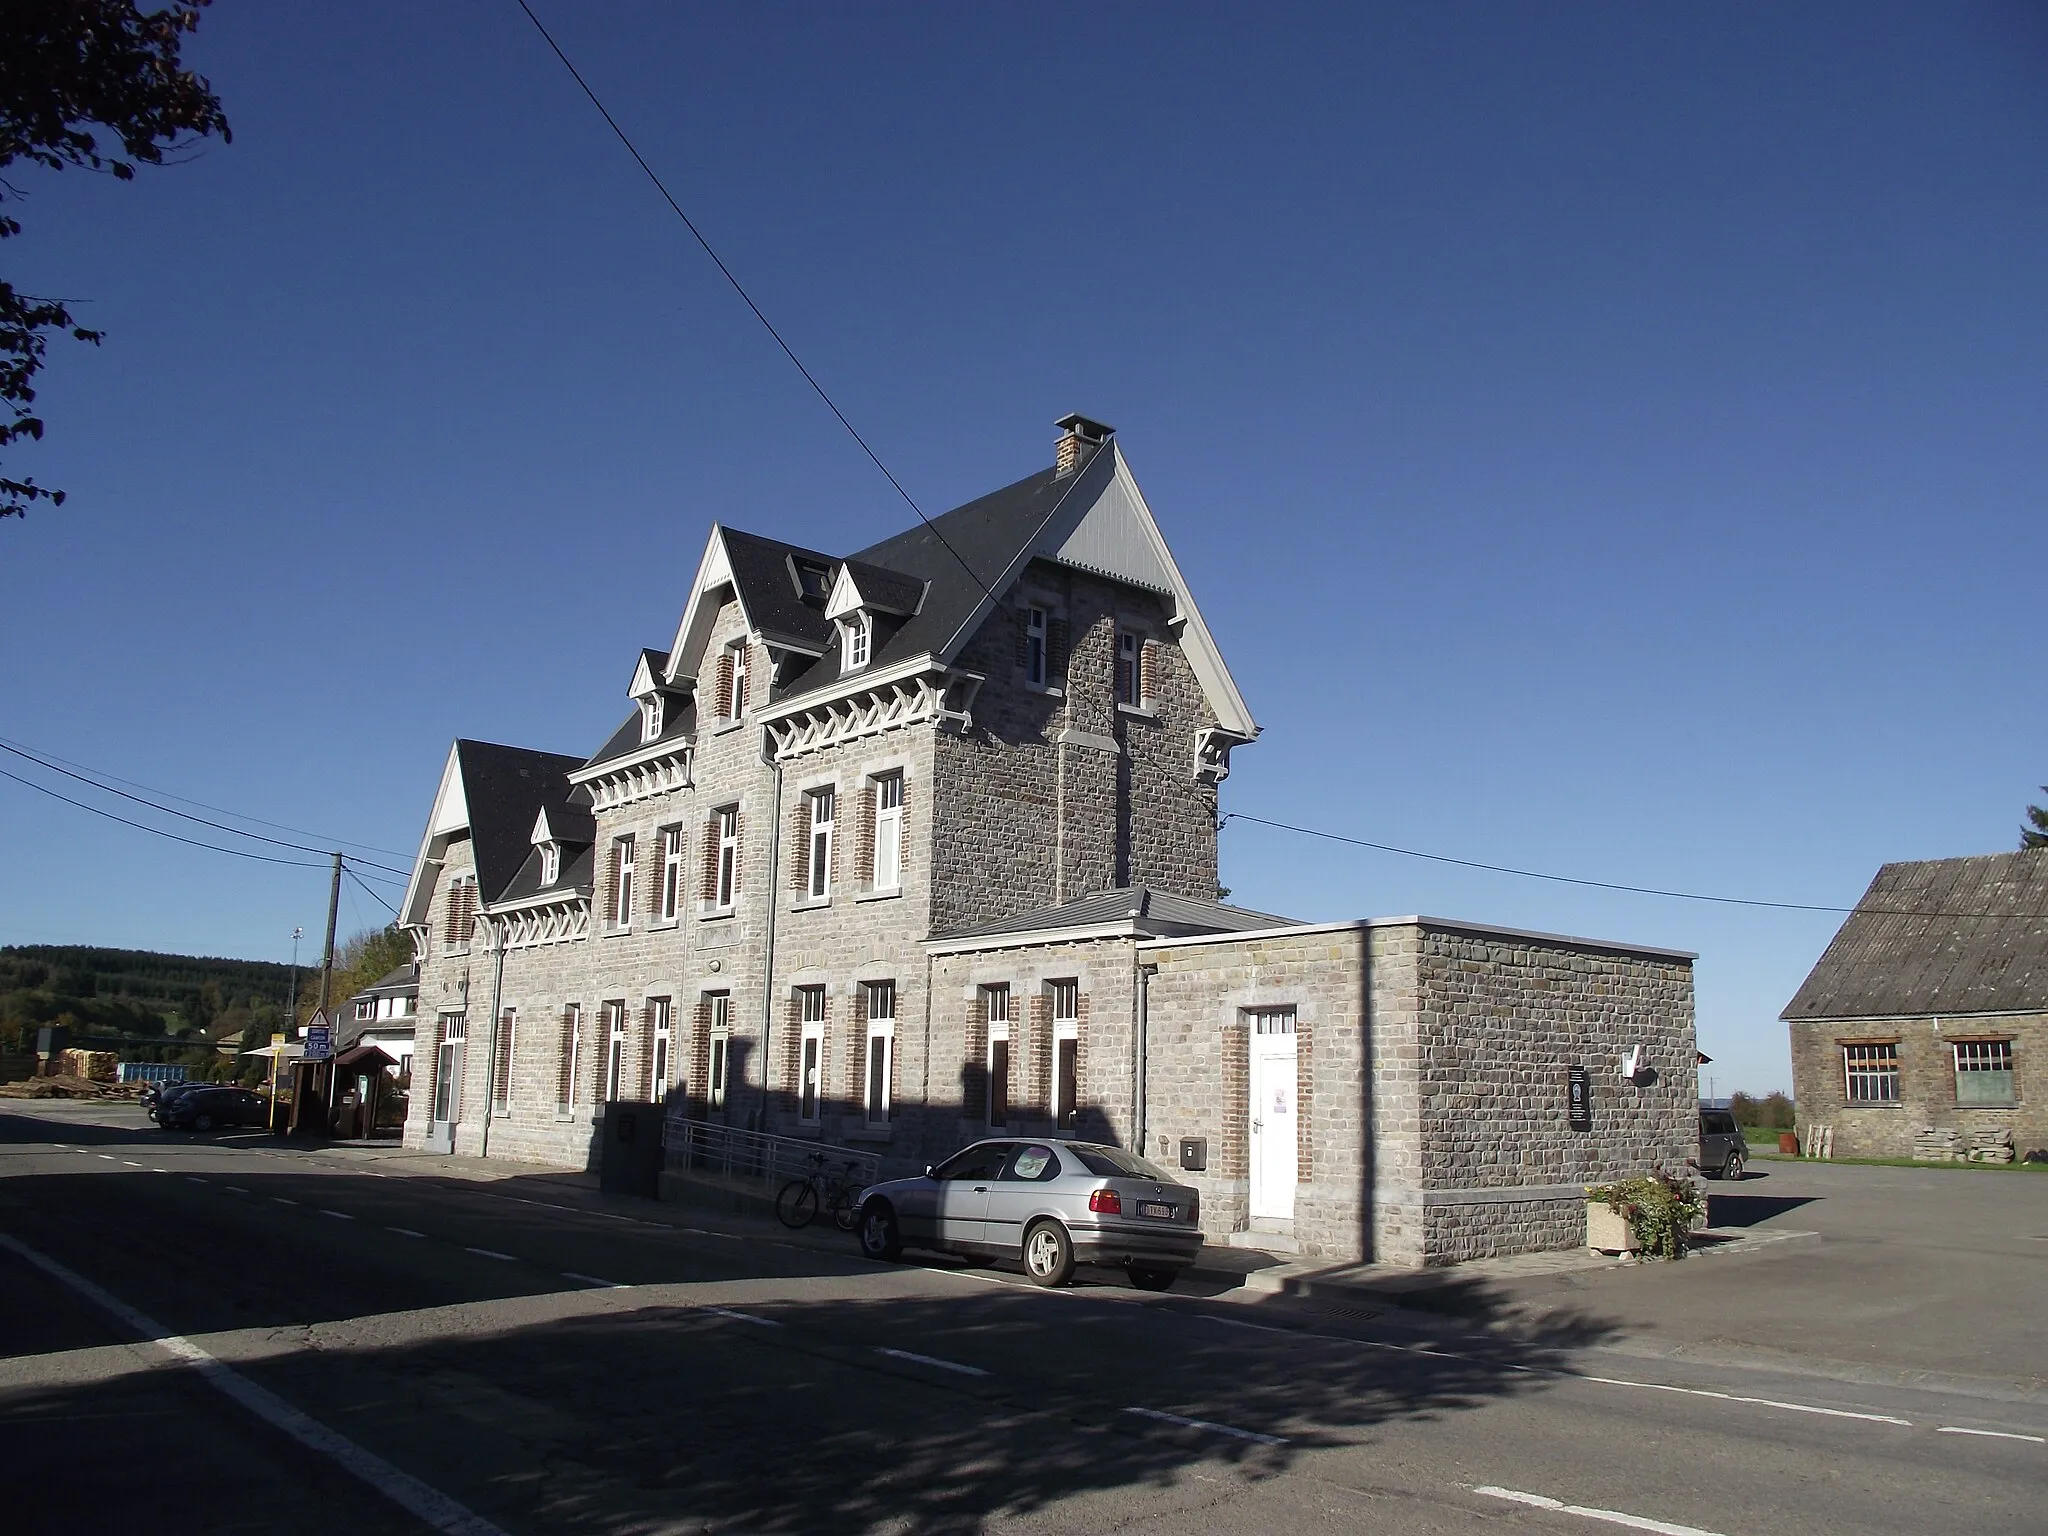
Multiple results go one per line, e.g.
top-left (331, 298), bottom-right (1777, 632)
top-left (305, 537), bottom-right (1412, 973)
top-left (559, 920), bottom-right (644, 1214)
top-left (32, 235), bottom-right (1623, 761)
top-left (661, 1113), bottom-right (881, 1201)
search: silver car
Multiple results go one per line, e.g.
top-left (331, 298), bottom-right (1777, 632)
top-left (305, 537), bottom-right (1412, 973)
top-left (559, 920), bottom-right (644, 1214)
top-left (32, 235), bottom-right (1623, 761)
top-left (855, 1138), bottom-right (1203, 1290)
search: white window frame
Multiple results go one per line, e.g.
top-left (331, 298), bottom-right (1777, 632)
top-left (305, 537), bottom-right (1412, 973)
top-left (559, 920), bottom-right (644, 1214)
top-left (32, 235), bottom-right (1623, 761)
top-left (540, 841), bottom-right (559, 888)
top-left (864, 980), bottom-right (896, 1127)
top-left (1247, 1006), bottom-right (1297, 1035)
top-left (808, 787), bottom-right (835, 900)
top-left (1024, 606), bottom-right (1047, 688)
top-left (1116, 629), bottom-right (1140, 706)
top-left (641, 694), bottom-right (664, 743)
top-left (355, 999), bottom-right (374, 1021)
top-left (843, 612), bottom-right (871, 672)
top-left (726, 640), bottom-right (749, 720)
top-left (871, 773), bottom-right (904, 892)
top-left (1050, 979), bottom-right (1080, 1129)
top-left (715, 805), bottom-right (739, 909)
top-left (983, 983), bottom-right (1010, 1130)
top-left (562, 1003), bottom-right (583, 1111)
top-left (1843, 1042), bottom-right (1900, 1104)
top-left (798, 985), bottom-right (826, 1124)
top-left (659, 826), bottom-right (684, 921)
top-left (650, 997), bottom-right (671, 1097)
top-left (612, 835), bottom-right (635, 929)
top-left (707, 992), bottom-right (731, 1109)
top-left (1953, 1039), bottom-right (2015, 1107)
top-left (603, 1000), bottom-right (628, 1102)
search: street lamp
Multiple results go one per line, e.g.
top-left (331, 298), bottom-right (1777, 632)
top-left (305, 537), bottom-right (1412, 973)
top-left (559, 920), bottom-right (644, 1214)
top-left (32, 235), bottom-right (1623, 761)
top-left (286, 926), bottom-right (304, 1033)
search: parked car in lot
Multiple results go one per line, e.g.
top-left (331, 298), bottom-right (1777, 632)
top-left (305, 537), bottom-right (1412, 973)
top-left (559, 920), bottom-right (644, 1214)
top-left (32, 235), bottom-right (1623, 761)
top-left (144, 1080), bottom-right (208, 1122)
top-left (856, 1138), bottom-right (1203, 1290)
top-left (1699, 1107), bottom-right (1749, 1180)
top-left (159, 1085), bottom-right (268, 1132)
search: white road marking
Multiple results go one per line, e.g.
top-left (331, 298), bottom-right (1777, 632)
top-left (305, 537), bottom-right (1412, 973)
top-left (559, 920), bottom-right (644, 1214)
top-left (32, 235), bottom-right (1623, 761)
top-left (385, 1227), bottom-right (426, 1238)
top-left (0, 1232), bottom-right (507, 1536)
top-left (875, 1347), bottom-right (989, 1377)
top-left (464, 1247), bottom-right (517, 1262)
top-left (319, 1210), bottom-right (355, 1221)
top-left (223, 1186), bottom-right (251, 1194)
top-left (561, 1272), bottom-right (632, 1290)
top-left (1474, 1486), bottom-right (1723, 1535)
top-left (1124, 1406), bottom-right (1287, 1446)
top-left (150, 1168), bottom-right (168, 1174)
top-left (270, 1197), bottom-right (298, 1206)
top-left (97, 1154), bottom-right (118, 1161)
top-left (186, 1177), bottom-right (208, 1185)
top-left (1937, 1426), bottom-right (2046, 1444)
top-left (119, 1160), bottom-right (143, 1167)
top-left (704, 1307), bottom-right (781, 1327)
top-left (1578, 1373), bottom-right (1912, 1426)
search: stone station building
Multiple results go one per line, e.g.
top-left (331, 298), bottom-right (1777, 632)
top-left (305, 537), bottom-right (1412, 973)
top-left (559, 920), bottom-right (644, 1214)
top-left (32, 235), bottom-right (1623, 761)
top-left (398, 416), bottom-right (1697, 1265)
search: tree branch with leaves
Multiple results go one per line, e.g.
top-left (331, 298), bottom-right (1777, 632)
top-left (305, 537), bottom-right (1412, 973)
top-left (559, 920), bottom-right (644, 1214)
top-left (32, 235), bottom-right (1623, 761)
top-left (1, 1), bottom-right (229, 518)
top-left (2024, 789), bottom-right (2048, 851)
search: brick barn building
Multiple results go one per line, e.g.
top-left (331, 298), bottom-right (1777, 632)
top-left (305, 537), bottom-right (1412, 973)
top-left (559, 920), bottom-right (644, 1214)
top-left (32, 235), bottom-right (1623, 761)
top-left (399, 416), bottom-right (1696, 1265)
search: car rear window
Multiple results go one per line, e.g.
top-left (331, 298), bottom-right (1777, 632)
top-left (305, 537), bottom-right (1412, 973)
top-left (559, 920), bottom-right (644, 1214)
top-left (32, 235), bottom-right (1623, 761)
top-left (1701, 1111), bottom-right (1738, 1134)
top-left (1069, 1145), bottom-right (1173, 1181)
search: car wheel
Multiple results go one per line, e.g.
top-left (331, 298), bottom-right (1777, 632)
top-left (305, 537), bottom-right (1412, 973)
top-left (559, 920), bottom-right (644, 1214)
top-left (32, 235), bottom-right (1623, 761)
top-left (858, 1201), bottom-right (902, 1261)
top-left (193, 1113), bottom-right (215, 1132)
top-left (1723, 1151), bottom-right (1745, 1182)
top-left (1022, 1220), bottom-right (1076, 1287)
top-left (1127, 1265), bottom-right (1178, 1292)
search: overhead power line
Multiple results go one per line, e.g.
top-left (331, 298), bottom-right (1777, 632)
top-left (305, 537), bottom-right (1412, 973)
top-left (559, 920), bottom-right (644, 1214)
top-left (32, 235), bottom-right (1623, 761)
top-left (511, 1), bottom-right (1021, 635)
top-left (0, 740), bottom-right (414, 877)
top-left (1223, 812), bottom-right (2040, 922)
top-left (344, 862), bottom-right (401, 919)
top-left (0, 765), bottom-right (327, 869)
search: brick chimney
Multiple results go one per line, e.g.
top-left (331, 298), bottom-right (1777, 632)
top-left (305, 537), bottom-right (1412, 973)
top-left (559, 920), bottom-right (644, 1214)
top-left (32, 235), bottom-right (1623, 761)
top-left (1053, 413), bottom-right (1114, 477)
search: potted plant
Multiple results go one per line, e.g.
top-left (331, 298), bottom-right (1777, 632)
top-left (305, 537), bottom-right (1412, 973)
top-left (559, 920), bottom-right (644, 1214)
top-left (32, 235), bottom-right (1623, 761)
top-left (1586, 1172), bottom-right (1704, 1260)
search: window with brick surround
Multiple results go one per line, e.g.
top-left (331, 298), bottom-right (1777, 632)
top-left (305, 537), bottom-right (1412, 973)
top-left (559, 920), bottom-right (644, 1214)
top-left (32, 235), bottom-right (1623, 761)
top-left (798, 985), bottom-right (826, 1123)
top-left (559, 1004), bottom-right (583, 1111)
top-left (603, 1000), bottom-right (628, 1102)
top-left (611, 835), bottom-right (635, 928)
top-left (1954, 1040), bottom-right (2015, 1106)
top-left (1050, 979), bottom-right (1080, 1129)
top-left (707, 992), bottom-right (730, 1109)
top-left (650, 997), bottom-right (672, 1098)
top-left (442, 875), bottom-right (477, 951)
top-left (871, 773), bottom-right (904, 891)
top-left (1023, 606), bottom-right (1047, 688)
top-left (659, 826), bottom-right (684, 921)
top-left (983, 984), bottom-right (1010, 1129)
top-left (725, 640), bottom-right (749, 721)
top-left (1116, 630), bottom-right (1140, 706)
top-left (1843, 1042), bottom-right (1900, 1103)
top-left (808, 788), bottom-right (835, 900)
top-left (714, 805), bottom-right (739, 909)
top-left (492, 1008), bottom-right (515, 1112)
top-left (864, 980), bottom-right (896, 1125)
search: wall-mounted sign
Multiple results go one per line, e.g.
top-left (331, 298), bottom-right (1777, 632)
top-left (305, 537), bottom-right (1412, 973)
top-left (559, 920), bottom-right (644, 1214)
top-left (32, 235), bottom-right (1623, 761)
top-left (1568, 1066), bottom-right (1592, 1131)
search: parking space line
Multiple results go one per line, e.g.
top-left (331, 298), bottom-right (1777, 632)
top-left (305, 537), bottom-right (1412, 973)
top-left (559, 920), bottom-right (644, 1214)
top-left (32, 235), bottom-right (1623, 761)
top-left (0, 1231), bottom-right (509, 1536)
top-left (1474, 1485), bottom-right (1722, 1535)
top-left (1123, 1406), bottom-right (1286, 1446)
top-left (704, 1307), bottom-right (781, 1327)
top-left (270, 1197), bottom-right (298, 1206)
top-left (464, 1247), bottom-right (517, 1262)
top-left (385, 1227), bottom-right (426, 1238)
top-left (875, 1347), bottom-right (988, 1377)
top-left (1578, 1374), bottom-right (1912, 1427)
top-left (319, 1210), bottom-right (355, 1221)
top-left (1937, 1426), bottom-right (2045, 1444)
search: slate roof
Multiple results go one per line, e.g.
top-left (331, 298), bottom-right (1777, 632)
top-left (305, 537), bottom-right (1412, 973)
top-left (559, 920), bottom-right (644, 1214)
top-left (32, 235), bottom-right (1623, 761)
top-left (933, 885), bottom-right (1298, 943)
top-left (1781, 849), bottom-right (2048, 1020)
top-left (495, 840), bottom-right (596, 905)
top-left (778, 459), bottom-right (1093, 702)
top-left (581, 694), bottom-right (699, 774)
top-left (724, 527), bottom-right (838, 651)
top-left (454, 740), bottom-right (587, 905)
top-left (361, 964), bottom-right (418, 998)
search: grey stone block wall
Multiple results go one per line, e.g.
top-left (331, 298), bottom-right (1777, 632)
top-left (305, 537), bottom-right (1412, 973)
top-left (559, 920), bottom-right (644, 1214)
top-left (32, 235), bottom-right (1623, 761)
top-left (1788, 1011), bottom-right (2046, 1161)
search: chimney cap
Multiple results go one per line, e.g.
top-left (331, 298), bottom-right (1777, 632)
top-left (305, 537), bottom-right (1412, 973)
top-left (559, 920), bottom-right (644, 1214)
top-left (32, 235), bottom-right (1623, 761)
top-left (1054, 413), bottom-right (1115, 443)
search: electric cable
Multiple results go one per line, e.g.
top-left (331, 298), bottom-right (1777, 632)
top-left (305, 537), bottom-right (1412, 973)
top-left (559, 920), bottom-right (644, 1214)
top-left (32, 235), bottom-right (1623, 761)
top-left (0, 765), bottom-right (327, 869)
top-left (343, 862), bottom-right (402, 918)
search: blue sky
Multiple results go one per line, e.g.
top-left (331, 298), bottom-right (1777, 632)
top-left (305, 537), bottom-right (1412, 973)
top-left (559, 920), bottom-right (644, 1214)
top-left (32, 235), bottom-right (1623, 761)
top-left (2, 3), bottom-right (2042, 1093)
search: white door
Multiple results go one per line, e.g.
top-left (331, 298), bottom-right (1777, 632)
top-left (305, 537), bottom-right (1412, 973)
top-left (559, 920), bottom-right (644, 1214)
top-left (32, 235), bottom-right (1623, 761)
top-left (1248, 1009), bottom-right (1298, 1221)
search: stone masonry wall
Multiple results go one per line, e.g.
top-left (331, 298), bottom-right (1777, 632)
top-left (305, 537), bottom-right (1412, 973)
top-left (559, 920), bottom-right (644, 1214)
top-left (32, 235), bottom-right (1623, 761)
top-left (1789, 1012), bottom-right (2047, 1162)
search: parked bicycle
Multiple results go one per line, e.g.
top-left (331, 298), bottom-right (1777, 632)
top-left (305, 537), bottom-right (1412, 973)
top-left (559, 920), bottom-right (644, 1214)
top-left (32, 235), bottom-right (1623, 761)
top-left (776, 1152), bottom-right (866, 1231)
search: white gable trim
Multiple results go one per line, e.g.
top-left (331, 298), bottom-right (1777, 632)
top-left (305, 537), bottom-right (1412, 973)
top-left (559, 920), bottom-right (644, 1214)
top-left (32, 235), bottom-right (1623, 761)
top-left (400, 743), bottom-right (468, 931)
top-left (824, 563), bottom-right (865, 622)
top-left (663, 527), bottom-right (740, 686)
top-left (629, 651), bottom-right (668, 700)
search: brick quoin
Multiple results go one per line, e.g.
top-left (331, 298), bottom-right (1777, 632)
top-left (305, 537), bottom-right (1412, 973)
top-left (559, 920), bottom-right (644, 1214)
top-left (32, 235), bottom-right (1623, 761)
top-left (689, 1000), bottom-right (712, 1118)
top-left (1028, 995), bottom-right (1052, 1119)
top-left (1296, 1014), bottom-right (1314, 1181)
top-left (1220, 1014), bottom-right (1249, 1181)
top-left (846, 989), bottom-right (869, 1105)
top-left (787, 802), bottom-right (810, 891)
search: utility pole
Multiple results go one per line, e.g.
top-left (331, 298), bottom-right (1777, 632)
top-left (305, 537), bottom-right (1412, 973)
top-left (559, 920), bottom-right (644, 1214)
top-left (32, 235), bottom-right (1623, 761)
top-left (295, 853), bottom-right (343, 1140)
top-left (317, 854), bottom-right (342, 1016)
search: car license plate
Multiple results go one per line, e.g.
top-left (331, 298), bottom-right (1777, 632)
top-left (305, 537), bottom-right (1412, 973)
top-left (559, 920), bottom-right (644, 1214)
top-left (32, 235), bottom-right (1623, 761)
top-left (1138, 1201), bottom-right (1175, 1220)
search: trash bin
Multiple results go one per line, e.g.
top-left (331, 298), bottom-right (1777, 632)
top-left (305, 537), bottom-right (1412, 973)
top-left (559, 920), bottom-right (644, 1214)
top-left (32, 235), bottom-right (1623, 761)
top-left (600, 1100), bottom-right (664, 1198)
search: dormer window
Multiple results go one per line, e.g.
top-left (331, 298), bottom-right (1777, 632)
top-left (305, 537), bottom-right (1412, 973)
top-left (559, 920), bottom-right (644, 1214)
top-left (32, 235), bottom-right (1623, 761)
top-left (842, 611), bottom-right (872, 673)
top-left (540, 842), bottom-right (560, 887)
top-left (640, 694), bottom-right (664, 743)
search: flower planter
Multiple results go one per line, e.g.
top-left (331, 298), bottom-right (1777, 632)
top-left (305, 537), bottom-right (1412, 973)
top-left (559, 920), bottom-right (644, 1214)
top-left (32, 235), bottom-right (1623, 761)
top-left (1585, 1200), bottom-right (1639, 1255)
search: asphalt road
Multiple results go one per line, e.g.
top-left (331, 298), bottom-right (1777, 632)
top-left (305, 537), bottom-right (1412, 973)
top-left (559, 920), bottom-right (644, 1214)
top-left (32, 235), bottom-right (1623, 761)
top-left (2, 1102), bottom-right (2042, 1536)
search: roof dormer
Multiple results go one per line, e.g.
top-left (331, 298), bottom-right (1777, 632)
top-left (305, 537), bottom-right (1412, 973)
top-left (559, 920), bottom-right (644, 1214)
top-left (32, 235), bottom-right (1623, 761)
top-left (824, 559), bottom-right (925, 675)
top-left (628, 647), bottom-right (685, 744)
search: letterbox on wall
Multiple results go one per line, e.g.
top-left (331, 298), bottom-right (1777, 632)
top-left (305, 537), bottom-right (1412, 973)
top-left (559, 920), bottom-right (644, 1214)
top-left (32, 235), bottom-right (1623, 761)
top-left (1179, 1137), bottom-right (1208, 1172)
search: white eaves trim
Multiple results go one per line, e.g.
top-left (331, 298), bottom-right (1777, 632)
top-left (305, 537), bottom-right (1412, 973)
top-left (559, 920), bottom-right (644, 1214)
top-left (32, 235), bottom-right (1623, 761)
top-left (756, 652), bottom-right (941, 724)
top-left (1134, 915), bottom-right (1697, 963)
top-left (399, 743), bottom-right (466, 931)
top-left (925, 922), bottom-right (1144, 957)
top-left (663, 526), bottom-right (738, 687)
top-left (566, 733), bottom-right (696, 786)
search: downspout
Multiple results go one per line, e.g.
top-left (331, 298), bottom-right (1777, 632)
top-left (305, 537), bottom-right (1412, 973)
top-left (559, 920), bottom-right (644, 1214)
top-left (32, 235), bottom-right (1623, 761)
top-left (755, 726), bottom-right (784, 1132)
top-left (477, 918), bottom-right (506, 1160)
top-left (1136, 957), bottom-right (1155, 1158)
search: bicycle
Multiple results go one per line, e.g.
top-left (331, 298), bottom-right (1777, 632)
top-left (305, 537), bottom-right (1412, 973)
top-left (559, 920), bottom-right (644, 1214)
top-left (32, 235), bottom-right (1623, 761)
top-left (775, 1152), bottom-right (866, 1231)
